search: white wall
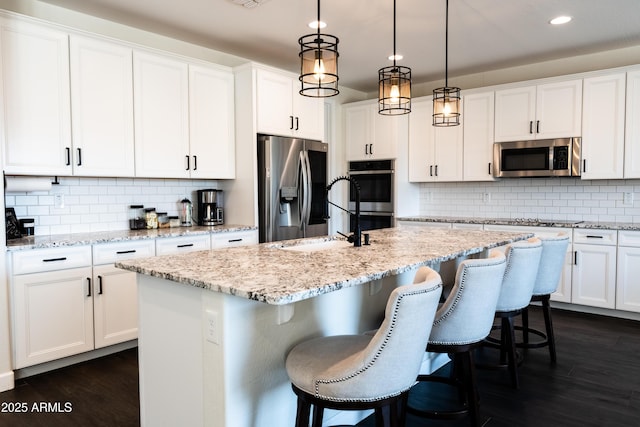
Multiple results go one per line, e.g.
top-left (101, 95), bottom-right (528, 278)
top-left (416, 178), bottom-right (640, 223)
top-left (5, 177), bottom-right (219, 236)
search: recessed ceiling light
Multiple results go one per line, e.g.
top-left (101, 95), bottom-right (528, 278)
top-left (550, 16), bottom-right (572, 25)
top-left (388, 54), bottom-right (403, 61)
top-left (230, 0), bottom-right (270, 9)
top-left (308, 20), bottom-right (327, 29)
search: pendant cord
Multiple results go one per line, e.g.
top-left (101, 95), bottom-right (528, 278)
top-left (445, 0), bottom-right (449, 86)
top-left (317, 0), bottom-right (320, 37)
top-left (393, 0), bottom-right (397, 67)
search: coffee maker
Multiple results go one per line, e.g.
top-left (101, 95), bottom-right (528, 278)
top-left (196, 189), bottom-right (224, 226)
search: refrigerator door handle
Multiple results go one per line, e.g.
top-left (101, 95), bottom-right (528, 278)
top-left (303, 150), bottom-right (312, 227)
top-left (299, 151), bottom-right (310, 229)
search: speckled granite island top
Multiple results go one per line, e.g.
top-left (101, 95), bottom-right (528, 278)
top-left (397, 216), bottom-right (640, 230)
top-left (115, 227), bottom-right (532, 305)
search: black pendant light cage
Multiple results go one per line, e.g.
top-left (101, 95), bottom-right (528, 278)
top-left (379, 66), bottom-right (412, 115)
top-left (379, 0), bottom-right (411, 115)
top-left (299, 0), bottom-right (339, 97)
top-left (433, 0), bottom-right (461, 126)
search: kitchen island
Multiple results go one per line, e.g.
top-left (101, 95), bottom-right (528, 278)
top-left (116, 227), bottom-right (532, 427)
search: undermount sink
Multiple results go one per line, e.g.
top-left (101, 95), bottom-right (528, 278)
top-left (278, 239), bottom-right (353, 252)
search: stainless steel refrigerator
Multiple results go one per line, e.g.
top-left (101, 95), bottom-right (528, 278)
top-left (257, 134), bottom-right (328, 243)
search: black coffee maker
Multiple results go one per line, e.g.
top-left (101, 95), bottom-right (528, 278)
top-left (196, 189), bottom-right (224, 226)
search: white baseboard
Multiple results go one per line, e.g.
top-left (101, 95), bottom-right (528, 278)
top-left (0, 370), bottom-right (15, 392)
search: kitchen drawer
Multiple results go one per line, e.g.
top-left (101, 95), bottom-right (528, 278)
top-left (573, 229), bottom-right (617, 245)
top-left (12, 246), bottom-right (92, 275)
top-left (211, 230), bottom-right (258, 248)
top-left (93, 239), bottom-right (156, 265)
top-left (618, 230), bottom-right (640, 247)
top-left (155, 234), bottom-right (211, 255)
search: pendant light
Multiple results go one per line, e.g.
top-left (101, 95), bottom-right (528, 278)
top-left (433, 0), bottom-right (461, 126)
top-left (378, 0), bottom-right (411, 115)
top-left (299, 0), bottom-right (339, 97)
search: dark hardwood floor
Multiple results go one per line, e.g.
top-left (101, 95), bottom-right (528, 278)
top-left (0, 307), bottom-right (639, 427)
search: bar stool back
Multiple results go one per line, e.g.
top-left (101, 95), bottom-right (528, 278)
top-left (285, 267), bottom-right (443, 427)
top-left (407, 250), bottom-right (507, 427)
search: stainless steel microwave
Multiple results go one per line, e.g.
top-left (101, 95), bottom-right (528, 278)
top-left (493, 137), bottom-right (581, 178)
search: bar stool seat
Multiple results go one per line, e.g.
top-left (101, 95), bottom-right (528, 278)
top-left (285, 267), bottom-right (443, 427)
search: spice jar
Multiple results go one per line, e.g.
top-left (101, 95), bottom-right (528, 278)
top-left (129, 205), bottom-right (146, 230)
top-left (168, 216), bottom-right (181, 228)
top-left (157, 212), bottom-right (170, 228)
top-left (144, 208), bottom-right (158, 229)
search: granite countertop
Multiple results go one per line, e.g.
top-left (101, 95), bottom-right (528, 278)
top-left (115, 227), bottom-right (532, 306)
top-left (6, 224), bottom-right (257, 251)
top-left (397, 216), bottom-right (640, 231)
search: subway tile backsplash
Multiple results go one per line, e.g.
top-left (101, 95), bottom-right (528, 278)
top-left (5, 177), bottom-right (219, 236)
top-left (418, 178), bottom-right (640, 223)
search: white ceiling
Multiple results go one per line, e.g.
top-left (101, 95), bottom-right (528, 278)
top-left (37, 0), bottom-right (640, 92)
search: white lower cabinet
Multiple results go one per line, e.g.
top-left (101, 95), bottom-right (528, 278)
top-left (92, 240), bottom-right (156, 349)
top-left (155, 233), bottom-right (211, 255)
top-left (616, 231), bottom-right (640, 313)
top-left (11, 247), bottom-right (94, 369)
top-left (571, 229), bottom-right (617, 309)
top-left (211, 230), bottom-right (258, 248)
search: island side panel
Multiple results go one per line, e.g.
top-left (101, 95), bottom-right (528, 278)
top-left (138, 275), bottom-right (205, 427)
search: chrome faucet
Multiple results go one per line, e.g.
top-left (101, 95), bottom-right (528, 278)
top-left (325, 176), bottom-right (362, 247)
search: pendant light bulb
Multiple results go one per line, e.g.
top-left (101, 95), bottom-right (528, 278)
top-left (313, 54), bottom-right (326, 81)
top-left (389, 84), bottom-right (400, 103)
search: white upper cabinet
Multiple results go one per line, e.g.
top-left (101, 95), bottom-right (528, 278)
top-left (408, 97), bottom-right (462, 182)
top-left (256, 68), bottom-right (324, 140)
top-left (345, 101), bottom-right (404, 161)
top-left (1, 19), bottom-right (72, 175)
top-left (625, 70), bottom-right (640, 178)
top-left (133, 51), bottom-right (190, 178)
top-left (189, 64), bottom-right (236, 179)
top-left (462, 91), bottom-right (495, 181)
top-left (581, 73), bottom-right (626, 180)
top-left (70, 35), bottom-right (135, 177)
top-left (494, 80), bottom-right (582, 142)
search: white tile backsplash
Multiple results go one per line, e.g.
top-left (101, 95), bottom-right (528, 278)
top-left (418, 178), bottom-right (640, 223)
top-left (5, 176), bottom-right (219, 236)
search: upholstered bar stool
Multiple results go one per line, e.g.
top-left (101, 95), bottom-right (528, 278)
top-left (517, 232), bottom-right (570, 363)
top-left (407, 251), bottom-right (507, 427)
top-left (482, 238), bottom-right (542, 389)
top-left (285, 267), bottom-right (443, 427)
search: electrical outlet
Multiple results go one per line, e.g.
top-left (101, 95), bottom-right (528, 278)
top-left (623, 192), bottom-right (634, 206)
top-left (483, 192), bottom-right (491, 203)
top-left (54, 193), bottom-right (64, 208)
top-left (205, 309), bottom-right (219, 345)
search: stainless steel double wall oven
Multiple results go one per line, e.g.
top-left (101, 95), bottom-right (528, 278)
top-left (348, 160), bottom-right (395, 231)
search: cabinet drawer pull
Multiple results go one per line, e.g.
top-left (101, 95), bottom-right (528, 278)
top-left (87, 277), bottom-right (92, 297)
top-left (529, 121), bottom-right (533, 134)
top-left (65, 147), bottom-right (71, 166)
top-left (185, 155), bottom-right (190, 171)
top-left (488, 163), bottom-right (492, 175)
top-left (295, 117), bottom-right (299, 131)
top-left (430, 165), bottom-right (433, 177)
top-left (43, 257), bottom-right (67, 263)
top-left (583, 159), bottom-right (587, 173)
top-left (290, 115), bottom-right (294, 130)
top-left (586, 235), bottom-right (604, 239)
top-left (98, 275), bottom-right (103, 295)
top-left (116, 250), bottom-right (137, 255)
top-left (77, 148), bottom-right (82, 166)
top-left (435, 165), bottom-right (438, 176)
top-left (536, 120), bottom-right (540, 134)
top-left (369, 144), bottom-right (373, 155)
top-left (193, 155), bottom-right (197, 171)
top-left (177, 243), bottom-right (194, 248)
top-left (228, 238), bottom-right (242, 243)
top-left (573, 251), bottom-right (578, 265)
